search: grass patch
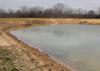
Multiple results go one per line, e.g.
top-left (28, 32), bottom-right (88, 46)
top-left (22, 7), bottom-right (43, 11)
top-left (0, 48), bottom-right (18, 71)
top-left (11, 68), bottom-right (19, 71)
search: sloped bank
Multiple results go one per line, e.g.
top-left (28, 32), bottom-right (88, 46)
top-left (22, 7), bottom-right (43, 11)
top-left (0, 30), bottom-right (70, 71)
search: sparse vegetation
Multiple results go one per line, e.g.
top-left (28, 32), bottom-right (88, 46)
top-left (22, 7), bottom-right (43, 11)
top-left (11, 68), bottom-right (19, 71)
top-left (0, 47), bottom-right (16, 71)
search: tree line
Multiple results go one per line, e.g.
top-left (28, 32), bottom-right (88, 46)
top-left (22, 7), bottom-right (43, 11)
top-left (0, 3), bottom-right (100, 18)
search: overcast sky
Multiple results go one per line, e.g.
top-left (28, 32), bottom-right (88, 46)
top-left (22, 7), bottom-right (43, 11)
top-left (0, 0), bottom-right (100, 10)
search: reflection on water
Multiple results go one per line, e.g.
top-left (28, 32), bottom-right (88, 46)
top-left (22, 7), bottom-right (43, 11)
top-left (10, 24), bottom-right (100, 71)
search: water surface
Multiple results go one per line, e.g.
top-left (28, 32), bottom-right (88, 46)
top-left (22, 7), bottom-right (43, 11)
top-left (10, 24), bottom-right (100, 71)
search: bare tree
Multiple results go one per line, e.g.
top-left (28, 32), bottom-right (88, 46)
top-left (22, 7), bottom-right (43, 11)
top-left (88, 10), bottom-right (96, 18)
top-left (0, 3), bottom-right (98, 18)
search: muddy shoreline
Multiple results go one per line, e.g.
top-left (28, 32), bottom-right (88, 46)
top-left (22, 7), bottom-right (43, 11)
top-left (0, 30), bottom-right (70, 71)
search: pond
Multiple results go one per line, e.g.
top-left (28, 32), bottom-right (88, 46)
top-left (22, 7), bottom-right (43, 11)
top-left (10, 24), bottom-right (100, 71)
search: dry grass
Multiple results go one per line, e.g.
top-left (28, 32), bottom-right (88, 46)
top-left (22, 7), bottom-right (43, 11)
top-left (52, 18), bottom-right (100, 25)
top-left (0, 18), bottom-right (52, 26)
top-left (0, 18), bottom-right (100, 30)
top-left (0, 18), bottom-right (52, 30)
top-left (0, 18), bottom-right (100, 26)
top-left (0, 47), bottom-right (18, 71)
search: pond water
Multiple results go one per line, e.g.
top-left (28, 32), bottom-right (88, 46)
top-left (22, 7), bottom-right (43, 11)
top-left (10, 24), bottom-right (100, 71)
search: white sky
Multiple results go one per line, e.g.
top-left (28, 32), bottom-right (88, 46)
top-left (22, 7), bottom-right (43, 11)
top-left (0, 0), bottom-right (100, 10)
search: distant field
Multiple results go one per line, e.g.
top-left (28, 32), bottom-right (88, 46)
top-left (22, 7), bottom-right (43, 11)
top-left (0, 18), bottom-right (52, 26)
top-left (0, 18), bottom-right (52, 30)
top-left (0, 18), bottom-right (100, 30)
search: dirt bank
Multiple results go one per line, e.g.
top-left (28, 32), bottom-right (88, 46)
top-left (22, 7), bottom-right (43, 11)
top-left (0, 18), bottom-right (100, 29)
top-left (0, 30), bottom-right (70, 71)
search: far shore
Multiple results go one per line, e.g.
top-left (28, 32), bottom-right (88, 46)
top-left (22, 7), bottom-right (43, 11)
top-left (0, 18), bottom-right (100, 30)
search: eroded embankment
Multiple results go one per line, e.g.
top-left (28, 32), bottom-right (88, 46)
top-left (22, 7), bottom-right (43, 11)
top-left (0, 30), bottom-right (70, 71)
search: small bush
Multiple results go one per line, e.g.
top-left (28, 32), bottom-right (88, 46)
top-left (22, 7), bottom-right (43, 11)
top-left (11, 68), bottom-right (19, 71)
